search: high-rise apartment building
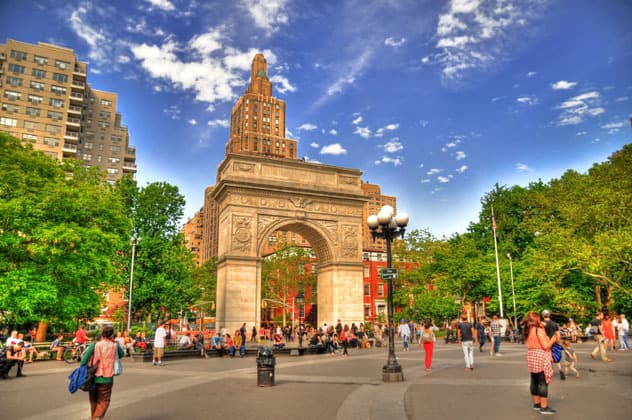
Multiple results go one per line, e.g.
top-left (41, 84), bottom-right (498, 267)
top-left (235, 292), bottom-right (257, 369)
top-left (361, 181), bottom-right (396, 253)
top-left (0, 39), bottom-right (136, 182)
top-left (182, 209), bottom-right (205, 267)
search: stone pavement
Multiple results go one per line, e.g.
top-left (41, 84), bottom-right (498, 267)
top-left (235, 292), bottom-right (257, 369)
top-left (1, 340), bottom-right (630, 419)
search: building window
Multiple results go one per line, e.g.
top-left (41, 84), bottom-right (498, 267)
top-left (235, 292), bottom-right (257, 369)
top-left (28, 94), bottom-right (43, 104)
top-left (84, 142), bottom-right (93, 149)
top-left (99, 111), bottom-right (110, 119)
top-left (10, 50), bottom-right (27, 61)
top-left (82, 153), bottom-right (92, 161)
top-left (47, 110), bottom-right (63, 120)
top-left (34, 55), bottom-right (48, 65)
top-left (100, 99), bottom-right (112, 107)
top-left (51, 85), bottom-right (66, 95)
top-left (1, 103), bottom-right (19, 113)
top-left (55, 60), bottom-right (70, 70)
top-left (30, 81), bottom-right (45, 91)
top-left (43, 137), bottom-right (59, 147)
top-left (364, 305), bottom-right (371, 318)
top-left (377, 283), bottom-right (384, 297)
top-left (364, 283), bottom-right (370, 296)
top-left (31, 68), bottom-right (46, 79)
top-left (107, 168), bottom-right (119, 174)
top-left (22, 133), bottom-right (37, 142)
top-left (6, 76), bottom-right (23, 87)
top-left (25, 107), bottom-right (40, 117)
top-left (8, 64), bottom-right (25, 74)
top-left (52, 73), bottom-right (68, 83)
top-left (0, 117), bottom-right (18, 127)
top-left (23, 120), bottom-right (38, 130)
top-left (45, 124), bottom-right (61, 134)
top-left (49, 98), bottom-right (64, 108)
top-left (110, 145), bottom-right (121, 152)
top-left (3, 90), bottom-right (21, 100)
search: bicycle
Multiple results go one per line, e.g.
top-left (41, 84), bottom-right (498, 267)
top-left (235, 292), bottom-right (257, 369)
top-left (63, 343), bottom-right (86, 364)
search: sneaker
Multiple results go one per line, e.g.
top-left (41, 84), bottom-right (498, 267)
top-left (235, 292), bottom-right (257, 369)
top-left (539, 407), bottom-right (556, 415)
top-left (495, 353), bottom-right (503, 357)
top-left (465, 367), bottom-right (471, 371)
top-left (560, 371), bottom-right (566, 380)
top-left (533, 403), bottom-right (541, 411)
top-left (153, 361), bottom-right (157, 366)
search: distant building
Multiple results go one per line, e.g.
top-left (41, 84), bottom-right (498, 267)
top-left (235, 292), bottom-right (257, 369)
top-left (361, 181), bottom-right (397, 252)
top-left (0, 39), bottom-right (136, 183)
top-left (182, 209), bottom-right (205, 267)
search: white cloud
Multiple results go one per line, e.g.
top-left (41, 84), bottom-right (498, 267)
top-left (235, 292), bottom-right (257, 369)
top-left (437, 176), bottom-right (451, 183)
top-left (131, 35), bottom-right (278, 109)
top-left (556, 90), bottom-right (605, 126)
top-left (117, 55), bottom-right (131, 64)
top-left (427, 168), bottom-right (441, 175)
top-left (352, 115), bottom-right (363, 125)
top-left (517, 96), bottom-right (538, 105)
top-left (319, 49), bottom-right (373, 102)
top-left (601, 121), bottom-right (626, 133)
top-left (421, 56), bottom-right (430, 64)
top-left (375, 123), bottom-right (400, 137)
top-left (420, 179), bottom-right (431, 183)
top-left (354, 126), bottom-right (371, 139)
top-left (375, 156), bottom-right (402, 166)
top-left (164, 105), bottom-right (180, 119)
top-left (298, 123), bottom-right (318, 131)
top-left (431, 0), bottom-right (544, 82)
top-left (320, 143), bottom-right (347, 155)
top-left (551, 80), bottom-right (577, 90)
top-left (240, 0), bottom-right (289, 34)
top-left (515, 162), bottom-right (533, 172)
top-left (188, 119), bottom-right (197, 125)
top-left (576, 131), bottom-right (587, 136)
top-left (420, 120), bottom-right (429, 127)
top-left (310, 142), bottom-right (320, 148)
top-left (491, 96), bottom-right (505, 102)
top-left (207, 119), bottom-right (230, 128)
top-left (527, 71), bottom-right (537, 77)
top-left (69, 6), bottom-right (107, 63)
top-left (384, 37), bottom-right (407, 47)
top-left (456, 165), bottom-right (469, 173)
top-left (615, 96), bottom-right (629, 102)
top-left (383, 140), bottom-right (403, 153)
top-left (455, 151), bottom-right (467, 160)
top-left (329, 129), bottom-right (338, 135)
top-left (270, 74), bottom-right (297, 94)
top-left (146, 0), bottom-right (175, 11)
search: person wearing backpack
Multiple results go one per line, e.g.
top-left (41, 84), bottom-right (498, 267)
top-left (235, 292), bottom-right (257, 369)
top-left (80, 325), bottom-right (124, 419)
top-left (419, 319), bottom-right (439, 371)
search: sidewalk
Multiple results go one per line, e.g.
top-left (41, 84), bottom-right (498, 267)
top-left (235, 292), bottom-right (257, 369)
top-left (1, 341), bottom-right (630, 419)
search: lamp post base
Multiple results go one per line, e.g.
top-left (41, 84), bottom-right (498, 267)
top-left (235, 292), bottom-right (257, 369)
top-left (382, 364), bottom-right (404, 382)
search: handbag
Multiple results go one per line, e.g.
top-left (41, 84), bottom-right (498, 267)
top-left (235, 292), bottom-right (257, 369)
top-left (80, 356), bottom-right (98, 392)
top-left (551, 343), bottom-right (563, 363)
top-left (114, 344), bottom-right (123, 376)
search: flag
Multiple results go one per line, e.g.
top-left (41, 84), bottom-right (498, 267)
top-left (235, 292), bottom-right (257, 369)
top-left (492, 215), bottom-right (497, 231)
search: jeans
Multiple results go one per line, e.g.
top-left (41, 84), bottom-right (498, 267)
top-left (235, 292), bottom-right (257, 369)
top-left (461, 341), bottom-right (474, 368)
top-left (493, 336), bottom-right (501, 354)
top-left (621, 333), bottom-right (630, 350)
top-left (403, 335), bottom-right (409, 349)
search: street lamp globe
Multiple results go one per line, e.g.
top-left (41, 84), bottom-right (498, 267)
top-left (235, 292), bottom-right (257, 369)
top-left (366, 214), bottom-right (379, 230)
top-left (395, 212), bottom-right (409, 227)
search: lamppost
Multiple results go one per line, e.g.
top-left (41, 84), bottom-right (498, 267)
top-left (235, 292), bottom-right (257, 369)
top-left (506, 253), bottom-right (517, 330)
top-left (366, 204), bottom-right (409, 382)
top-left (126, 235), bottom-right (140, 333)
top-left (296, 292), bottom-right (304, 347)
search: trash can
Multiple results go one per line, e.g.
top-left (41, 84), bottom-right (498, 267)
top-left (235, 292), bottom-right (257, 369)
top-left (256, 346), bottom-right (275, 387)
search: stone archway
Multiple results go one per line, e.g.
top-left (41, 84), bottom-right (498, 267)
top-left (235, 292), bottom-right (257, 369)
top-left (212, 153), bottom-right (367, 333)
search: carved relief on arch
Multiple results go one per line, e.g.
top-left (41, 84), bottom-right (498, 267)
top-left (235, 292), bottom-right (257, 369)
top-left (257, 215), bottom-right (282, 240)
top-left (231, 215), bottom-right (252, 254)
top-left (235, 162), bottom-right (255, 173)
top-left (341, 224), bottom-right (359, 258)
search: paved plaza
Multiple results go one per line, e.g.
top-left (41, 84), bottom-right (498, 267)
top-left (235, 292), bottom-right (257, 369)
top-left (1, 340), bottom-right (630, 420)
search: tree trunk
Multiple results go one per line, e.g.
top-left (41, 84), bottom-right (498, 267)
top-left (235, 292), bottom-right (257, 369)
top-left (594, 285), bottom-right (603, 309)
top-left (36, 320), bottom-right (48, 342)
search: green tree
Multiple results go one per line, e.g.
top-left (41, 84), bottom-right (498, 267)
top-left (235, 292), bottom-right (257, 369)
top-left (0, 134), bottom-right (131, 330)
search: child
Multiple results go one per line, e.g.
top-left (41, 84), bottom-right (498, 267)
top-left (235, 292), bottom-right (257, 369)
top-left (562, 340), bottom-right (579, 378)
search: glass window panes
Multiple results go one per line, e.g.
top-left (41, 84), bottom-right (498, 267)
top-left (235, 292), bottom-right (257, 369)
top-left (31, 68), bottom-right (46, 78)
top-left (34, 55), bottom-right (48, 65)
top-left (8, 63), bottom-right (25, 74)
top-left (10, 50), bottom-right (27, 60)
top-left (52, 73), bottom-right (68, 83)
top-left (30, 81), bottom-right (45, 90)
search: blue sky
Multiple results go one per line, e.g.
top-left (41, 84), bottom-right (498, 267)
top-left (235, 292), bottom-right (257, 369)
top-left (2, 0), bottom-right (631, 237)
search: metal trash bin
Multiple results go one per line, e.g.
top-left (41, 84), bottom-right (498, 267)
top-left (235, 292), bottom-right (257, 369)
top-left (256, 346), bottom-right (275, 387)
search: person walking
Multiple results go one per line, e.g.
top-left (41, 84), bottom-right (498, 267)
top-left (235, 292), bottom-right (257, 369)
top-left (476, 317), bottom-right (486, 352)
top-left (522, 311), bottom-right (559, 415)
top-left (80, 325), bottom-right (124, 419)
top-left (618, 314), bottom-right (630, 351)
top-left (153, 321), bottom-right (167, 366)
top-left (398, 319), bottom-right (411, 352)
top-left (562, 340), bottom-right (579, 378)
top-left (590, 312), bottom-right (611, 362)
top-left (490, 315), bottom-right (502, 356)
top-left (420, 319), bottom-right (439, 371)
top-left (457, 315), bottom-right (477, 371)
top-left (602, 315), bottom-right (616, 352)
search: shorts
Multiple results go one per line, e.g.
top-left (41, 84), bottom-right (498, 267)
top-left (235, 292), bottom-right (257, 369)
top-left (153, 347), bottom-right (165, 358)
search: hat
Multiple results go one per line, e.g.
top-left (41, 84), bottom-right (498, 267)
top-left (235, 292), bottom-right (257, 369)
top-left (541, 310), bottom-right (550, 317)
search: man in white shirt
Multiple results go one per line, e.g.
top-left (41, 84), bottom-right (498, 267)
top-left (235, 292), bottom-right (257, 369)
top-left (178, 333), bottom-right (193, 350)
top-left (153, 322), bottom-right (167, 366)
top-left (618, 314), bottom-right (630, 351)
top-left (397, 319), bottom-right (411, 351)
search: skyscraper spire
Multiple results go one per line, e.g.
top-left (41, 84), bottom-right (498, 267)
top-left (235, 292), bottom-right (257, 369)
top-left (247, 53), bottom-right (272, 96)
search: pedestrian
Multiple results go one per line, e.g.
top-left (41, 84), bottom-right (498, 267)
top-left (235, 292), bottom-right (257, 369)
top-left (398, 319), bottom-right (411, 352)
top-left (341, 324), bottom-right (350, 356)
top-left (590, 312), bottom-right (611, 362)
top-left (562, 340), bottom-right (579, 378)
top-left (153, 321), bottom-right (167, 366)
top-left (457, 315), bottom-right (477, 371)
top-left (522, 311), bottom-right (559, 414)
top-left (541, 310), bottom-right (565, 380)
top-left (80, 325), bottom-right (124, 419)
top-left (476, 317), bottom-right (486, 352)
top-left (618, 314), bottom-right (630, 351)
top-left (602, 314), bottom-right (616, 351)
top-left (420, 319), bottom-right (439, 371)
top-left (251, 325), bottom-right (257, 343)
top-left (490, 315), bottom-right (502, 356)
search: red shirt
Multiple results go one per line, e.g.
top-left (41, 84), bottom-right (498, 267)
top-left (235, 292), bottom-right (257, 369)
top-left (75, 328), bottom-right (87, 344)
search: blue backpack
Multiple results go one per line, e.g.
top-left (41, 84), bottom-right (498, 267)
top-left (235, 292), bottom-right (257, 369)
top-left (68, 364), bottom-right (88, 394)
top-left (551, 343), bottom-right (563, 363)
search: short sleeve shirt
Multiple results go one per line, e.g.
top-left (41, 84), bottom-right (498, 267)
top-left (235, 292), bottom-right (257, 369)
top-left (154, 327), bottom-right (167, 348)
top-left (458, 322), bottom-right (474, 342)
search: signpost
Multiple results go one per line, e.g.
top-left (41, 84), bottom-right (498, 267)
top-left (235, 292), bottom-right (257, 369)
top-left (380, 268), bottom-right (398, 280)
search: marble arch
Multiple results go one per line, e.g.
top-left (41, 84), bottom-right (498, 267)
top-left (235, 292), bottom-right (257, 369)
top-left (212, 153), bottom-right (367, 332)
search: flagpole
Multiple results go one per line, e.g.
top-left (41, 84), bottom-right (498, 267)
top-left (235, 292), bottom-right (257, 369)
top-left (492, 206), bottom-right (504, 318)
